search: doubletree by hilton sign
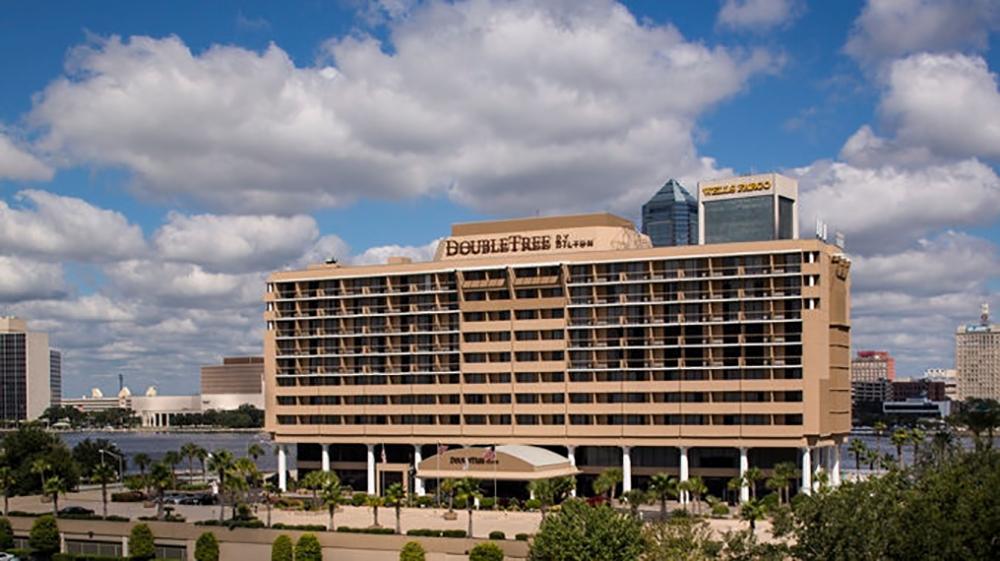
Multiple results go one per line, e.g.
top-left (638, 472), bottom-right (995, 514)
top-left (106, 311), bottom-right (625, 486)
top-left (442, 233), bottom-right (595, 257)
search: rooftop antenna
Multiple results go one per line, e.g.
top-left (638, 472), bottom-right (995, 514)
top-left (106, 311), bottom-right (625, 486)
top-left (982, 302), bottom-right (990, 326)
top-left (118, 373), bottom-right (124, 392)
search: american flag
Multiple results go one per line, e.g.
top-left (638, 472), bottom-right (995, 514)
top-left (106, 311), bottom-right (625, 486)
top-left (380, 445), bottom-right (387, 464)
top-left (437, 443), bottom-right (448, 455)
top-left (482, 446), bottom-right (496, 462)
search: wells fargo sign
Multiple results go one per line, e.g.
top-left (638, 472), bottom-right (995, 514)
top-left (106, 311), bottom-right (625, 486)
top-left (702, 180), bottom-right (772, 197)
top-left (442, 233), bottom-right (595, 257)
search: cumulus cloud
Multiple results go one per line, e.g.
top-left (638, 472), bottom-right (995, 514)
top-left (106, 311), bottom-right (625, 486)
top-left (350, 239), bottom-right (441, 265)
top-left (0, 131), bottom-right (52, 181)
top-left (154, 213), bottom-right (319, 273)
top-left (0, 190), bottom-right (146, 261)
top-left (105, 260), bottom-right (264, 309)
top-left (0, 256), bottom-right (66, 302)
top-left (879, 53), bottom-right (1000, 162)
top-left (30, 0), bottom-right (775, 215)
top-left (844, 0), bottom-right (1000, 66)
top-left (717, 0), bottom-right (802, 30)
top-left (795, 158), bottom-right (1000, 253)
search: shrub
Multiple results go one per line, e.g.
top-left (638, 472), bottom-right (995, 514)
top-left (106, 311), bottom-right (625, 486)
top-left (441, 529), bottom-right (467, 538)
top-left (8, 510), bottom-right (43, 517)
top-left (271, 523), bottom-right (326, 531)
top-left (295, 533), bottom-right (322, 561)
top-left (453, 496), bottom-right (468, 509)
top-left (335, 526), bottom-right (395, 534)
top-left (104, 515), bottom-right (130, 522)
top-left (271, 534), bottom-right (293, 561)
top-left (399, 541), bottom-right (426, 561)
top-left (711, 502), bottom-right (730, 518)
top-left (129, 523), bottom-right (156, 561)
top-left (515, 533), bottom-right (530, 541)
top-left (529, 500), bottom-right (644, 561)
top-left (525, 499), bottom-right (542, 510)
top-left (479, 497), bottom-right (496, 510)
top-left (406, 529), bottom-right (441, 537)
top-left (29, 514), bottom-right (60, 557)
top-left (351, 492), bottom-right (368, 507)
top-left (415, 496), bottom-right (434, 508)
top-left (195, 532), bottom-right (219, 561)
top-left (469, 542), bottom-right (504, 561)
top-left (488, 531), bottom-right (506, 540)
top-left (0, 517), bottom-right (13, 549)
top-left (110, 491), bottom-right (144, 502)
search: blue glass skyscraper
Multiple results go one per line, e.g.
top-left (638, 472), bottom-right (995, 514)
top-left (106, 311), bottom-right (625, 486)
top-left (641, 179), bottom-right (698, 247)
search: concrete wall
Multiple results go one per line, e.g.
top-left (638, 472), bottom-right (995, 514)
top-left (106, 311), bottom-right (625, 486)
top-left (25, 332), bottom-right (51, 420)
top-left (7, 516), bottom-right (529, 561)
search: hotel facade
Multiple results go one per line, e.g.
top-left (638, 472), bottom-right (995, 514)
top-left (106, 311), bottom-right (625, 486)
top-left (264, 210), bottom-right (851, 501)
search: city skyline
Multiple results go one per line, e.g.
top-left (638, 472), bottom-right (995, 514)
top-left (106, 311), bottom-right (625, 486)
top-left (0, 0), bottom-right (998, 395)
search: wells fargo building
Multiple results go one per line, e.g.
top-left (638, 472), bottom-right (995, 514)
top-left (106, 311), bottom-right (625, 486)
top-left (265, 210), bottom-right (851, 500)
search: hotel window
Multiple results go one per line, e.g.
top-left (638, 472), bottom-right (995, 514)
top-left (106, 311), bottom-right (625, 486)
top-left (515, 394), bottom-right (539, 404)
top-left (516, 372), bottom-right (540, 383)
top-left (464, 394), bottom-right (486, 405)
top-left (465, 415), bottom-right (486, 425)
top-left (570, 415), bottom-right (591, 425)
top-left (516, 415), bottom-right (539, 425)
top-left (488, 394), bottom-right (512, 404)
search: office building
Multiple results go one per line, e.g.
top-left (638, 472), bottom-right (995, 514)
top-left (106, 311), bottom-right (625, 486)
top-left (0, 317), bottom-right (53, 421)
top-left (892, 378), bottom-right (948, 402)
top-left (200, 356), bottom-right (265, 410)
top-left (264, 212), bottom-right (851, 501)
top-left (956, 303), bottom-right (1000, 400)
top-left (851, 379), bottom-right (892, 404)
top-left (883, 398), bottom-right (951, 420)
top-left (850, 350), bottom-right (895, 408)
top-left (641, 179), bottom-right (698, 247)
top-left (924, 368), bottom-right (958, 401)
top-left (50, 350), bottom-right (62, 408)
top-left (698, 173), bottom-right (798, 245)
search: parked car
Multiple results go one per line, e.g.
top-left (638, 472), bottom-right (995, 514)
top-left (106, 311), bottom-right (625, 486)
top-left (0, 552), bottom-right (21, 561)
top-left (58, 506), bottom-right (95, 516)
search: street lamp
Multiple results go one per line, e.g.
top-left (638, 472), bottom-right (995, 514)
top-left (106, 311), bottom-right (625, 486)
top-left (99, 449), bottom-right (125, 483)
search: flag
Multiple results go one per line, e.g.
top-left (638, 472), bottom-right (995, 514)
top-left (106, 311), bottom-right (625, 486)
top-left (381, 445), bottom-right (387, 464)
top-left (437, 442), bottom-right (447, 455)
top-left (482, 446), bottom-right (496, 462)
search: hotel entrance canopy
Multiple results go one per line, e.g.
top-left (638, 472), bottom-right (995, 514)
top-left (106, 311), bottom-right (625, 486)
top-left (416, 445), bottom-right (579, 481)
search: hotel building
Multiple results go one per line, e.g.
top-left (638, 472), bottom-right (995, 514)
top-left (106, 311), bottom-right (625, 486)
top-left (956, 304), bottom-right (1000, 401)
top-left (264, 209), bottom-right (851, 501)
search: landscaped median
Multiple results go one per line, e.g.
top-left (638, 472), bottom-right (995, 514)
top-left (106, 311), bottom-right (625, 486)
top-left (2, 514), bottom-right (530, 560)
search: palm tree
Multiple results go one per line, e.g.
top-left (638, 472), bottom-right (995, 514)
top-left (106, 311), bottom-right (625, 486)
top-left (43, 476), bottom-right (67, 516)
top-left (592, 468), bottom-right (623, 502)
top-left (247, 443), bottom-right (265, 463)
top-left (931, 428), bottom-right (955, 461)
top-left (528, 477), bottom-right (573, 520)
top-left (233, 457), bottom-right (260, 518)
top-left (849, 438), bottom-right (868, 471)
top-left (726, 477), bottom-right (741, 506)
top-left (31, 458), bottom-right (51, 490)
top-left (686, 476), bottom-right (707, 515)
top-left (648, 473), bottom-right (677, 519)
top-left (164, 450), bottom-right (182, 481)
top-left (621, 489), bottom-right (647, 517)
top-left (133, 453), bottom-right (152, 478)
top-left (180, 443), bottom-right (203, 484)
top-left (909, 427), bottom-right (926, 462)
top-left (743, 467), bottom-right (763, 500)
top-left (365, 494), bottom-right (384, 527)
top-left (92, 462), bottom-right (117, 518)
top-left (317, 473), bottom-right (342, 531)
top-left (148, 462), bottom-right (174, 520)
top-left (953, 398), bottom-right (1000, 451)
top-left (873, 420), bottom-right (887, 455)
top-left (770, 462), bottom-right (797, 504)
top-left (195, 447), bottom-right (209, 483)
top-left (440, 478), bottom-right (457, 514)
top-left (0, 466), bottom-right (13, 515)
top-left (891, 428), bottom-right (909, 468)
top-left (207, 450), bottom-right (236, 523)
top-left (454, 478), bottom-right (482, 537)
top-left (384, 482), bottom-right (406, 534)
top-left (677, 480), bottom-right (692, 513)
top-left (740, 497), bottom-right (767, 531)
top-left (261, 481), bottom-right (279, 528)
top-left (300, 470), bottom-right (328, 509)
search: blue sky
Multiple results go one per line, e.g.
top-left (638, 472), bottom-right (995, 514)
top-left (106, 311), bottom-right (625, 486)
top-left (0, 0), bottom-right (998, 396)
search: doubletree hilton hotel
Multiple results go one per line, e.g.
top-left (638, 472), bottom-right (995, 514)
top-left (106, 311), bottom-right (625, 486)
top-left (264, 173), bottom-right (851, 502)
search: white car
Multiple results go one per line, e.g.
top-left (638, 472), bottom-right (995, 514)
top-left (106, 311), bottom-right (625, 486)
top-left (0, 552), bottom-right (21, 561)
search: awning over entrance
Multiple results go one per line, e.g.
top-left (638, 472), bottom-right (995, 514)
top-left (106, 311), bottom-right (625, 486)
top-left (416, 445), bottom-right (579, 481)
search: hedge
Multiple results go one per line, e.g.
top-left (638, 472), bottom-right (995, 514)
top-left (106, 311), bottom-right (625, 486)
top-left (271, 523), bottom-right (327, 531)
top-left (515, 533), bottom-right (530, 541)
top-left (488, 531), bottom-right (506, 540)
top-left (336, 526), bottom-right (395, 535)
top-left (7, 510), bottom-right (43, 517)
top-left (194, 519), bottom-right (265, 528)
top-left (404, 528), bottom-right (468, 538)
top-left (110, 491), bottom-right (144, 502)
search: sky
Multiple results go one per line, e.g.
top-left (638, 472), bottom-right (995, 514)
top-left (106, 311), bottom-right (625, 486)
top-left (1, 0), bottom-right (999, 397)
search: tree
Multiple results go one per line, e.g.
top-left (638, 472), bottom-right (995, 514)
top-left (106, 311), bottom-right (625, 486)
top-left (648, 473), bottom-right (677, 519)
top-left (849, 438), bottom-right (868, 471)
top-left (0, 467), bottom-right (13, 515)
top-left (643, 516), bottom-right (720, 561)
top-left (0, 517), bottom-right (12, 550)
top-left (440, 478), bottom-right (456, 513)
top-left (529, 499), bottom-right (644, 561)
top-left (399, 541), bottom-right (426, 561)
top-left (295, 533), bottom-right (322, 561)
top-left (593, 468), bottom-right (623, 502)
top-left (300, 470), bottom-right (328, 509)
top-left (196, 446), bottom-right (210, 483)
top-left (317, 472), bottom-right (343, 530)
top-left (768, 462), bottom-right (797, 505)
top-left (92, 462), bottom-right (116, 518)
top-left (384, 482), bottom-right (406, 534)
top-left (873, 420), bottom-right (887, 457)
top-left (262, 481), bottom-right (279, 527)
top-left (43, 476), bottom-right (67, 516)
top-left (232, 457), bottom-right (259, 518)
top-left (529, 477), bottom-right (575, 520)
top-left (469, 542), bottom-right (504, 561)
top-left (195, 532), bottom-right (220, 561)
top-left (133, 452), bottom-right (152, 478)
top-left (739, 497), bottom-right (768, 531)
top-left (129, 523), bottom-right (156, 561)
top-left (366, 494), bottom-right (385, 527)
top-left (271, 534), bottom-right (293, 561)
top-left (207, 449), bottom-right (235, 523)
top-left (247, 442), bottom-right (265, 462)
top-left (29, 515), bottom-right (60, 560)
top-left (621, 488), bottom-right (648, 517)
top-left (909, 427), bottom-right (927, 462)
top-left (148, 461), bottom-right (174, 520)
top-left (454, 478), bottom-right (483, 537)
top-left (743, 467), bottom-right (764, 500)
top-left (181, 443), bottom-right (205, 484)
top-left (0, 426), bottom-right (79, 496)
top-left (685, 476), bottom-right (707, 515)
top-left (952, 398), bottom-right (1000, 451)
top-left (72, 438), bottom-right (126, 480)
top-left (891, 428), bottom-right (909, 468)
top-left (31, 457), bottom-right (51, 490)
top-left (164, 450), bottom-right (182, 481)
